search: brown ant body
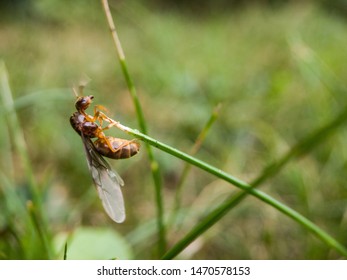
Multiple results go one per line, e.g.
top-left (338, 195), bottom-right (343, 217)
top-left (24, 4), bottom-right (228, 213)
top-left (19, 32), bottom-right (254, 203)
top-left (70, 95), bottom-right (140, 159)
top-left (70, 89), bottom-right (140, 223)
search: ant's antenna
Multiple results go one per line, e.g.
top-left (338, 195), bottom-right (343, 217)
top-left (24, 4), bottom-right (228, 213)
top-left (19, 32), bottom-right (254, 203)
top-left (72, 87), bottom-right (79, 98)
top-left (72, 74), bottom-right (91, 98)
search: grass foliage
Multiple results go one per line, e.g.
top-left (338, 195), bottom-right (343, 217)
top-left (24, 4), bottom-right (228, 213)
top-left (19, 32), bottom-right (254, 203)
top-left (1, 1), bottom-right (347, 259)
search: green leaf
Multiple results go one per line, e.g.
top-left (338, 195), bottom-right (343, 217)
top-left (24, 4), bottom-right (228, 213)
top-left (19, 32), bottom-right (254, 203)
top-left (54, 227), bottom-right (133, 260)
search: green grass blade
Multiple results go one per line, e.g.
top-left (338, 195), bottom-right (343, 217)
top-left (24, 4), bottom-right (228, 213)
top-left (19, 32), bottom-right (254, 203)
top-left (0, 62), bottom-right (53, 259)
top-left (162, 188), bottom-right (347, 259)
top-left (114, 117), bottom-right (347, 259)
top-left (160, 103), bottom-right (347, 259)
top-left (27, 201), bottom-right (54, 259)
top-left (100, 0), bottom-right (166, 254)
top-left (0, 62), bottom-right (36, 196)
top-left (63, 242), bottom-right (68, 260)
top-left (171, 103), bottom-right (221, 225)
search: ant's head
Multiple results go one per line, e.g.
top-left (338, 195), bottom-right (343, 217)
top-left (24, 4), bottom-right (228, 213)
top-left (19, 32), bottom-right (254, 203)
top-left (75, 95), bottom-right (94, 111)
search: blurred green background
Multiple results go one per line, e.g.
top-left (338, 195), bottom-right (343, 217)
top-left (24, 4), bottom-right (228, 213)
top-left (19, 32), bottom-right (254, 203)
top-left (1, 0), bottom-right (347, 259)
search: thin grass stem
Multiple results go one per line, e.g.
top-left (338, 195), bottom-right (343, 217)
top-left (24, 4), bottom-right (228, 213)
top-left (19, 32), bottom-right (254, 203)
top-left (170, 103), bottom-right (221, 226)
top-left (161, 103), bottom-right (347, 259)
top-left (100, 0), bottom-right (166, 254)
top-left (27, 201), bottom-right (54, 259)
top-left (105, 114), bottom-right (347, 259)
top-left (0, 62), bottom-right (38, 203)
top-left (0, 62), bottom-right (54, 259)
top-left (63, 242), bottom-right (68, 260)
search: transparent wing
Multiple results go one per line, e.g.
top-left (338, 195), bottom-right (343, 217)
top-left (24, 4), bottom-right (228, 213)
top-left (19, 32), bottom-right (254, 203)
top-left (81, 133), bottom-right (126, 223)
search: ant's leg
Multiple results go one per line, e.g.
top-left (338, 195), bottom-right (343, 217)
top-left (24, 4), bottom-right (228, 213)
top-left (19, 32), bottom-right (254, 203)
top-left (94, 105), bottom-right (110, 125)
top-left (82, 105), bottom-right (110, 124)
top-left (81, 111), bottom-right (95, 123)
top-left (96, 123), bottom-right (129, 153)
top-left (108, 139), bottom-right (139, 153)
top-left (97, 132), bottom-right (117, 153)
top-left (93, 106), bottom-right (119, 127)
top-left (100, 120), bottom-right (120, 132)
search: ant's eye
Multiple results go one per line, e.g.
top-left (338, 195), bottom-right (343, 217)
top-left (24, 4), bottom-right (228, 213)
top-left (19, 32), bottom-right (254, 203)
top-left (81, 96), bottom-right (93, 105)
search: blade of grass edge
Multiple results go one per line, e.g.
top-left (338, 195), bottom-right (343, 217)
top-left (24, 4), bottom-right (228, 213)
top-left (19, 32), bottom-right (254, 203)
top-left (63, 242), bottom-right (68, 260)
top-left (100, 0), bottom-right (166, 255)
top-left (0, 62), bottom-right (38, 202)
top-left (169, 103), bottom-right (221, 228)
top-left (0, 62), bottom-right (53, 259)
top-left (111, 110), bottom-right (347, 259)
top-left (161, 103), bottom-right (347, 259)
top-left (27, 201), bottom-right (53, 259)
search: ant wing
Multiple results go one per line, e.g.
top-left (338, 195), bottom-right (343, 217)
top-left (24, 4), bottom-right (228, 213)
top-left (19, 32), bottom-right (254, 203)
top-left (81, 133), bottom-right (126, 223)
